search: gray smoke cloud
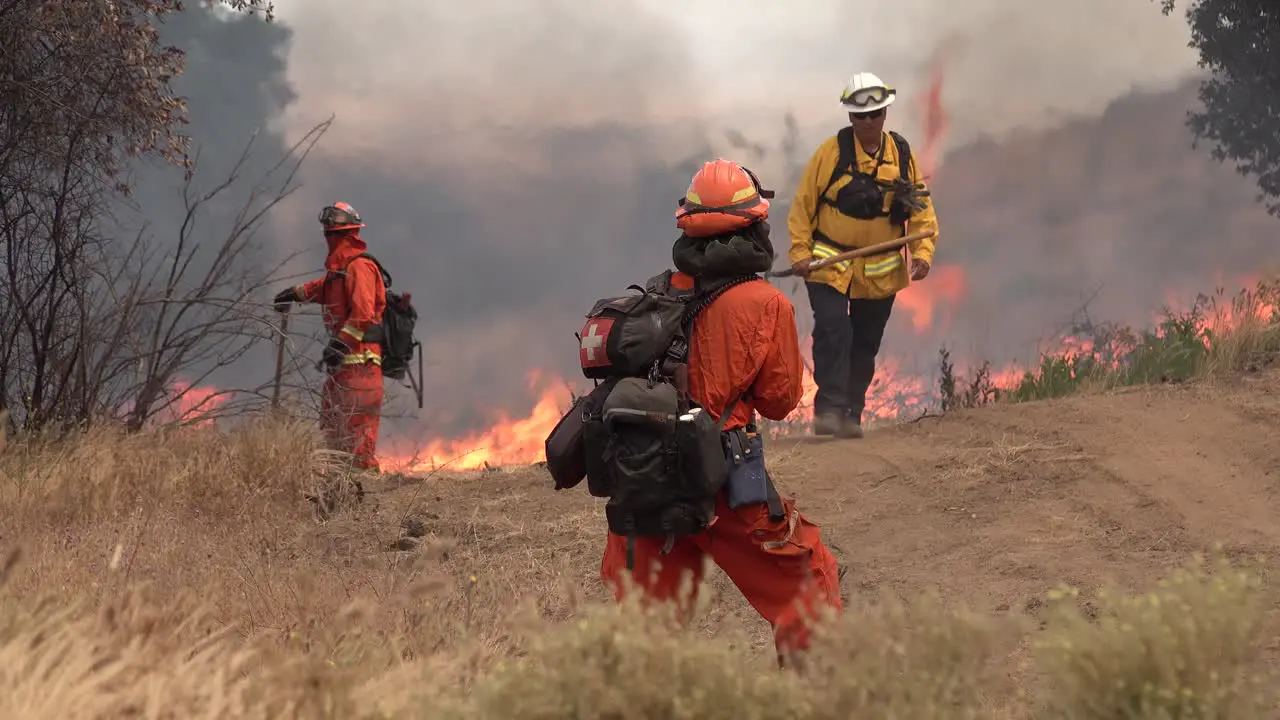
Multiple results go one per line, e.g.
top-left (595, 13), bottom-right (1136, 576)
top-left (117, 7), bottom-right (298, 404)
top-left (135, 0), bottom-right (1271, 449)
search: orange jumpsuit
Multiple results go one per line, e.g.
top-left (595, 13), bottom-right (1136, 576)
top-left (294, 231), bottom-right (387, 471)
top-left (599, 271), bottom-right (844, 664)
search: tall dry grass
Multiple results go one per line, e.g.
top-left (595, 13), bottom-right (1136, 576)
top-left (0, 388), bottom-right (1278, 716)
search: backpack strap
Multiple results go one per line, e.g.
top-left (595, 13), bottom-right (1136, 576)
top-left (888, 130), bottom-right (912, 184)
top-left (888, 130), bottom-right (914, 232)
top-left (682, 274), bottom-right (763, 427)
top-left (351, 252), bottom-right (392, 288)
top-left (667, 274), bottom-right (760, 365)
top-left (810, 126), bottom-right (858, 223)
top-left (321, 252), bottom-right (392, 302)
top-left (811, 126), bottom-right (894, 224)
top-left (643, 270), bottom-right (674, 294)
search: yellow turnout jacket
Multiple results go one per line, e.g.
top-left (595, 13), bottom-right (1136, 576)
top-left (786, 129), bottom-right (940, 299)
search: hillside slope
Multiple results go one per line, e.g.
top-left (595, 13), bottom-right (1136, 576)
top-left (4, 366), bottom-right (1278, 716)
top-left (779, 367), bottom-right (1280, 611)
top-left (359, 365), bottom-right (1280, 656)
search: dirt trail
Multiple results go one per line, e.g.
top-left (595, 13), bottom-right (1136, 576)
top-left (766, 367), bottom-right (1280, 615)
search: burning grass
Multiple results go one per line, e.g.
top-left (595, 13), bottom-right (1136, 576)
top-left (2, 413), bottom-right (1280, 717)
top-left (371, 278), bottom-right (1280, 465)
top-left (940, 277), bottom-right (1280, 412)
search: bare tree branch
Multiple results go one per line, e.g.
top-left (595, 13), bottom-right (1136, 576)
top-left (123, 117), bottom-right (333, 430)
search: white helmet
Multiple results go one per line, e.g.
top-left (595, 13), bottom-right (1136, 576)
top-left (838, 72), bottom-right (896, 113)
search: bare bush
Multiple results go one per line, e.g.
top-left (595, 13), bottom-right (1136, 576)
top-left (0, 0), bottom-right (292, 435)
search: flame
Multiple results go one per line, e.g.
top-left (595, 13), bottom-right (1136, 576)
top-left (388, 273), bottom-right (1274, 470)
top-left (1159, 280), bottom-right (1279, 346)
top-left (897, 265), bottom-right (967, 333)
top-left (146, 273), bottom-right (1270, 468)
top-left (914, 51), bottom-right (950, 182)
top-left (896, 50), bottom-right (961, 335)
top-left (383, 370), bottom-right (573, 472)
top-left (142, 379), bottom-right (227, 428)
top-left (144, 56), bottom-right (1279, 474)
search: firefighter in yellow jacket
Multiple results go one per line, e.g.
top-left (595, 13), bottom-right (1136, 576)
top-left (786, 71), bottom-right (940, 438)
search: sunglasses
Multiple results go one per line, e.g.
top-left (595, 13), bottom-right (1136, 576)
top-left (849, 108), bottom-right (885, 120)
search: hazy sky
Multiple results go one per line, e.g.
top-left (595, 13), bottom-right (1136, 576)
top-left (272, 0), bottom-right (1202, 154)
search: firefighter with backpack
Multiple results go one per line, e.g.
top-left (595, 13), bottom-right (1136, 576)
top-left (544, 160), bottom-right (844, 668)
top-left (273, 201), bottom-right (420, 476)
top-left (786, 71), bottom-right (941, 439)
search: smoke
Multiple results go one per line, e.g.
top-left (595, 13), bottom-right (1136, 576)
top-left (904, 78), bottom-right (1275, 377)
top-left (141, 0), bottom-right (1260, 439)
top-left (265, 0), bottom-right (721, 435)
top-left (115, 7), bottom-right (297, 393)
top-left (779, 0), bottom-right (1202, 144)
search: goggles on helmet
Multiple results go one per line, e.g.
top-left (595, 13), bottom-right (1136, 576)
top-left (319, 204), bottom-right (360, 227)
top-left (840, 85), bottom-right (895, 109)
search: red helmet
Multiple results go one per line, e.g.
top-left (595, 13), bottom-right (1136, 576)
top-left (674, 159), bottom-right (773, 238)
top-left (319, 201), bottom-right (365, 232)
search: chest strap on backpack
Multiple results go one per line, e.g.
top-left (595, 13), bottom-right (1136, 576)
top-left (811, 127), bottom-right (913, 230)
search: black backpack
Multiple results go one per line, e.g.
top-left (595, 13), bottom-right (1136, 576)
top-left (813, 126), bottom-right (914, 230)
top-left (544, 270), bottom-right (761, 559)
top-left (330, 253), bottom-right (422, 405)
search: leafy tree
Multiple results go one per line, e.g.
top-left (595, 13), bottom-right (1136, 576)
top-left (1159, 0), bottom-right (1280, 215)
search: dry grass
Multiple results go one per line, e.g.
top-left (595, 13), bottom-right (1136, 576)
top-left (0, 412), bottom-right (1278, 718)
top-left (932, 431), bottom-right (1092, 484)
top-left (1034, 554), bottom-right (1279, 718)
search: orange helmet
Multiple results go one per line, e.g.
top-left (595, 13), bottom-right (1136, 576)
top-left (319, 201), bottom-right (366, 232)
top-left (674, 159), bottom-right (774, 238)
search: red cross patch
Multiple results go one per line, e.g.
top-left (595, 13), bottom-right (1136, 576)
top-left (579, 317), bottom-right (614, 369)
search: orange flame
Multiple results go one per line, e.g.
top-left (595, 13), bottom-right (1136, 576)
top-left (142, 379), bottom-right (227, 428)
top-left (915, 53), bottom-right (949, 182)
top-left (386, 274), bottom-right (1273, 471)
top-left (384, 371), bottom-right (573, 472)
top-left (897, 265), bottom-right (966, 333)
top-left (896, 49), bottom-right (960, 334)
top-left (155, 54), bottom-right (1279, 476)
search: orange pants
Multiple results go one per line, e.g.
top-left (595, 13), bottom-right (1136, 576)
top-left (320, 362), bottom-right (384, 471)
top-left (600, 490), bottom-right (843, 665)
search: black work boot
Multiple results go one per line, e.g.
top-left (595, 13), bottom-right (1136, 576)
top-left (836, 413), bottom-right (864, 439)
top-left (814, 412), bottom-right (841, 436)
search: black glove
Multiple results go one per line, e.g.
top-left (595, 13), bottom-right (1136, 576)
top-left (321, 337), bottom-right (348, 370)
top-left (273, 287), bottom-right (297, 313)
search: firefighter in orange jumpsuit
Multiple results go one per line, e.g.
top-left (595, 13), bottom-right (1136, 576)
top-left (273, 202), bottom-right (387, 472)
top-left (598, 160), bottom-right (844, 667)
